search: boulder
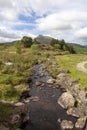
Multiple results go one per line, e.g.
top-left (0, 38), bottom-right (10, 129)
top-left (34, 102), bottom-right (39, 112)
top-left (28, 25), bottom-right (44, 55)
top-left (60, 120), bottom-right (74, 130)
top-left (67, 107), bottom-right (86, 118)
top-left (13, 102), bottom-right (29, 125)
top-left (58, 92), bottom-right (75, 109)
top-left (75, 117), bottom-right (87, 129)
top-left (77, 90), bottom-right (86, 103)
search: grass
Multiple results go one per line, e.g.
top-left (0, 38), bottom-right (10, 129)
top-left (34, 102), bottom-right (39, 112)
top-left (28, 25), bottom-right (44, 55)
top-left (55, 54), bottom-right (87, 89)
top-left (84, 63), bottom-right (87, 68)
top-left (0, 45), bottom-right (40, 101)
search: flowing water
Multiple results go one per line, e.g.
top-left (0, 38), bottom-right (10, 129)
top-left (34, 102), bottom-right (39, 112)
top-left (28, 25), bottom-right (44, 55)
top-left (23, 64), bottom-right (78, 130)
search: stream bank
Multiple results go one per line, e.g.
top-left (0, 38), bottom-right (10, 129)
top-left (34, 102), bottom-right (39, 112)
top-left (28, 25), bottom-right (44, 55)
top-left (23, 64), bottom-right (79, 130)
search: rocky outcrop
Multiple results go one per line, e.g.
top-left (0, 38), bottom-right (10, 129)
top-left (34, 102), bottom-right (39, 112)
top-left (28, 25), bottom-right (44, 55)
top-left (56, 71), bottom-right (87, 129)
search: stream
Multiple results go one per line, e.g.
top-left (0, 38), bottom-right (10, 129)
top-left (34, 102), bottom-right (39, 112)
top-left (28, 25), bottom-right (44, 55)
top-left (23, 64), bottom-right (78, 130)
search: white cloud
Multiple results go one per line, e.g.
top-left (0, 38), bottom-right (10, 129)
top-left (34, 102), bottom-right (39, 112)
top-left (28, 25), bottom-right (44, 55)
top-left (75, 28), bottom-right (87, 39)
top-left (0, 0), bottom-right (87, 44)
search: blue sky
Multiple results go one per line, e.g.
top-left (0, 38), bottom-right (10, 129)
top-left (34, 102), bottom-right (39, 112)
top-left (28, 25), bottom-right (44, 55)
top-left (0, 0), bottom-right (87, 44)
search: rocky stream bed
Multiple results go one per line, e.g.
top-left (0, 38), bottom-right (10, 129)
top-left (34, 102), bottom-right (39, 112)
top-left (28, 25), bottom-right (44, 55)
top-left (1, 63), bottom-right (87, 130)
top-left (22, 63), bottom-right (87, 130)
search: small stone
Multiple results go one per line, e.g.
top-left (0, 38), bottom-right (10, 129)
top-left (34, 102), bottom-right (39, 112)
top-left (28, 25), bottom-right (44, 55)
top-left (30, 96), bottom-right (39, 102)
top-left (75, 117), bottom-right (87, 129)
top-left (61, 120), bottom-right (74, 130)
top-left (58, 92), bottom-right (75, 109)
top-left (15, 102), bottom-right (25, 107)
top-left (35, 81), bottom-right (41, 86)
top-left (57, 73), bottom-right (66, 78)
top-left (47, 78), bottom-right (55, 84)
top-left (5, 62), bottom-right (13, 66)
top-left (58, 118), bottom-right (61, 123)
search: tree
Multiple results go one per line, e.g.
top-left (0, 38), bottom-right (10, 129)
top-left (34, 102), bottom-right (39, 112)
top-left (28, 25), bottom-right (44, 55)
top-left (50, 39), bottom-right (59, 47)
top-left (21, 36), bottom-right (33, 48)
top-left (59, 39), bottom-right (65, 50)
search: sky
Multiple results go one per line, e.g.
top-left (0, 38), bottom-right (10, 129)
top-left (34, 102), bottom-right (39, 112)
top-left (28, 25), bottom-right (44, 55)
top-left (0, 0), bottom-right (87, 45)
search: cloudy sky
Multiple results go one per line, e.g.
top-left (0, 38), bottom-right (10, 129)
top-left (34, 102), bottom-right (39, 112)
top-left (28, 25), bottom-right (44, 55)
top-left (0, 0), bottom-right (87, 44)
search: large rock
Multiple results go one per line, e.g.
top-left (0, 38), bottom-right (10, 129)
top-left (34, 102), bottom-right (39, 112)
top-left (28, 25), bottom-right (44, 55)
top-left (60, 120), bottom-right (74, 130)
top-left (67, 106), bottom-right (86, 118)
top-left (75, 117), bottom-right (87, 129)
top-left (58, 92), bottom-right (75, 109)
top-left (12, 102), bottom-right (29, 125)
top-left (77, 90), bottom-right (86, 103)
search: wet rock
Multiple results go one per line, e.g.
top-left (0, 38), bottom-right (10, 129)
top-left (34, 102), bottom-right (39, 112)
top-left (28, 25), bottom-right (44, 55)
top-left (58, 118), bottom-right (61, 123)
top-left (47, 78), bottom-right (55, 84)
top-left (35, 81), bottom-right (41, 86)
top-left (75, 117), bottom-right (87, 129)
top-left (15, 102), bottom-right (25, 107)
top-left (29, 96), bottom-right (39, 102)
top-left (60, 120), bottom-right (74, 130)
top-left (58, 92), bottom-right (75, 109)
top-left (23, 98), bottom-right (30, 103)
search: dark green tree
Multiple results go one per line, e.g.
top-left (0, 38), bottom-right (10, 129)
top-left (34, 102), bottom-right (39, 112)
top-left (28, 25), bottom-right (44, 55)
top-left (21, 36), bottom-right (33, 48)
top-left (59, 39), bottom-right (65, 50)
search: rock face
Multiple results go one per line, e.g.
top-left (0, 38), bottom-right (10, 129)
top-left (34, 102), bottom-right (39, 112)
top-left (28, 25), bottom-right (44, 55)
top-left (58, 92), bottom-right (75, 109)
top-left (60, 120), bottom-right (74, 130)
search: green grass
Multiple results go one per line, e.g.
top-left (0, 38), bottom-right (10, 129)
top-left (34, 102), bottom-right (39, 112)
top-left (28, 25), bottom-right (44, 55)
top-left (84, 63), bottom-right (87, 68)
top-left (0, 45), bottom-right (40, 101)
top-left (55, 54), bottom-right (87, 89)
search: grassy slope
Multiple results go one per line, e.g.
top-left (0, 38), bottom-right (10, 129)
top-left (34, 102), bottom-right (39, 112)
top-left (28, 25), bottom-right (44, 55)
top-left (56, 54), bottom-right (87, 89)
top-left (67, 43), bottom-right (87, 54)
top-left (0, 43), bottom-right (87, 102)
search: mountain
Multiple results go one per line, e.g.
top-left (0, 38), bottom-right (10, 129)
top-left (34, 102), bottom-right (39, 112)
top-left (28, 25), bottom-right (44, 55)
top-left (35, 35), bottom-right (87, 54)
top-left (67, 43), bottom-right (87, 53)
top-left (35, 35), bottom-right (53, 44)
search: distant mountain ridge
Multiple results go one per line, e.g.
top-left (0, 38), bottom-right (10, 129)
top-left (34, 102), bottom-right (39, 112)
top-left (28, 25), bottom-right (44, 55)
top-left (35, 35), bottom-right (53, 44)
